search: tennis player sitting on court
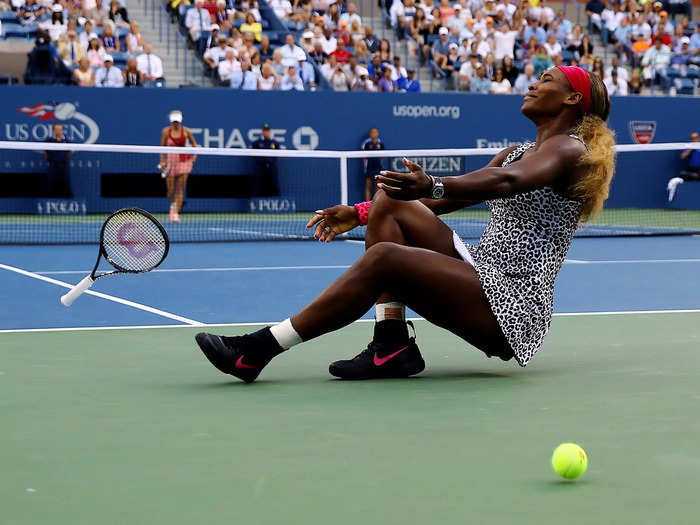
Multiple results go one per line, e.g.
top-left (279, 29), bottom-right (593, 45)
top-left (195, 66), bottom-right (616, 382)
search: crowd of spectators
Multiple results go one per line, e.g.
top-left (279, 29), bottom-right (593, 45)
top-left (400, 0), bottom-right (698, 94)
top-left (169, 0), bottom-right (421, 91)
top-left (2, 0), bottom-right (166, 86)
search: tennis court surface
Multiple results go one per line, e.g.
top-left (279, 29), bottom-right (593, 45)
top-left (2, 236), bottom-right (699, 524)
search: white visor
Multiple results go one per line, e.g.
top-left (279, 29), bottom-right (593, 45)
top-left (169, 112), bottom-right (183, 123)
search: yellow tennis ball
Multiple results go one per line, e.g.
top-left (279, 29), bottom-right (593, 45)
top-left (551, 443), bottom-right (588, 480)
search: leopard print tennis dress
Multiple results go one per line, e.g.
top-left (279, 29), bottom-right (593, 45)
top-left (461, 140), bottom-right (584, 366)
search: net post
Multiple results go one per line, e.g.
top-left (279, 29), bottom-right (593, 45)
top-left (340, 154), bottom-right (349, 206)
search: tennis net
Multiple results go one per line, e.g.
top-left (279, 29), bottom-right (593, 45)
top-left (1, 141), bottom-right (699, 244)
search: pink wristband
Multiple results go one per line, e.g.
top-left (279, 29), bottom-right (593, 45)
top-left (353, 201), bottom-right (372, 226)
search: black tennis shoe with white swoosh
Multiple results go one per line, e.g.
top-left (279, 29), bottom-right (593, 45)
top-left (195, 328), bottom-right (283, 383)
top-left (329, 321), bottom-right (425, 379)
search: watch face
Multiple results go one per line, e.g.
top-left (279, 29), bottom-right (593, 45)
top-left (432, 186), bottom-right (445, 199)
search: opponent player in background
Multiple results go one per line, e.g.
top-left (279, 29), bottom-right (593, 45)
top-left (196, 66), bottom-right (616, 382)
top-left (159, 110), bottom-right (197, 222)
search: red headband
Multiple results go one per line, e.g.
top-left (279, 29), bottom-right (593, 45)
top-left (557, 65), bottom-right (592, 115)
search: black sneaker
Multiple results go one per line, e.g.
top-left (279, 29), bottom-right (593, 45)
top-left (194, 327), bottom-right (282, 383)
top-left (329, 321), bottom-right (425, 380)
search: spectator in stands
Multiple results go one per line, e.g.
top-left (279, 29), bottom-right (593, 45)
top-left (269, 0), bottom-right (293, 29)
top-left (337, 20), bottom-right (352, 47)
top-left (329, 60), bottom-right (352, 90)
top-left (299, 57), bottom-right (316, 89)
top-left (378, 39), bottom-right (392, 62)
top-left (363, 25), bottom-right (380, 54)
top-left (490, 67), bottom-right (512, 94)
top-left (591, 56), bottom-right (604, 78)
top-left (377, 66), bottom-right (397, 92)
top-left (532, 45), bottom-right (552, 74)
top-left (354, 40), bottom-right (369, 63)
top-left (88, 0), bottom-right (110, 27)
top-left (19, 0), bottom-right (44, 25)
top-left (215, 49), bottom-right (237, 85)
top-left (137, 44), bottom-right (164, 87)
top-left (554, 9), bottom-right (572, 36)
top-left (585, 0), bottom-right (605, 33)
top-left (100, 23), bottom-right (120, 53)
top-left (628, 68), bottom-right (643, 94)
top-left (240, 33), bottom-right (260, 61)
top-left (641, 37), bottom-right (671, 88)
top-left (319, 27), bottom-right (338, 54)
top-left (671, 36), bottom-right (693, 65)
top-left (601, 1), bottom-right (624, 44)
top-left (330, 39), bottom-right (351, 63)
top-left (341, 2), bottom-right (361, 26)
top-left (86, 37), bottom-right (106, 67)
top-left (513, 62), bottom-right (537, 94)
top-left (469, 65), bottom-right (491, 93)
top-left (367, 53), bottom-right (384, 83)
top-left (667, 0), bottom-right (692, 19)
top-left (458, 53), bottom-right (479, 90)
top-left (391, 55), bottom-right (407, 83)
top-left (351, 66), bottom-right (374, 91)
top-left (667, 132), bottom-right (700, 201)
top-left (350, 19), bottom-right (364, 46)
top-left (482, 51), bottom-right (496, 79)
top-left (281, 33), bottom-right (306, 67)
top-left (213, 0), bottom-right (233, 30)
top-left (79, 20), bottom-right (99, 50)
top-left (73, 57), bottom-right (94, 86)
top-left (232, 59), bottom-right (258, 89)
top-left (281, 64), bottom-right (304, 90)
top-left (271, 48), bottom-right (285, 76)
top-left (493, 22), bottom-right (517, 61)
top-left (523, 17), bottom-right (546, 44)
top-left (240, 12), bottom-right (262, 42)
top-left (204, 34), bottom-right (233, 70)
top-left (43, 123), bottom-right (72, 198)
top-left (690, 24), bottom-right (700, 54)
top-left (238, 0), bottom-right (261, 22)
top-left (653, 10), bottom-right (674, 38)
top-left (200, 24), bottom-right (220, 53)
top-left (40, 5), bottom-right (66, 43)
top-left (258, 64), bottom-right (279, 90)
top-left (361, 127), bottom-right (384, 200)
top-left (95, 54), bottom-right (124, 87)
top-left (185, 0), bottom-right (212, 41)
top-left (309, 41), bottom-right (328, 63)
top-left (429, 26), bottom-right (451, 75)
top-left (502, 55), bottom-right (518, 86)
top-left (399, 68), bottom-right (420, 92)
top-left (259, 35), bottom-right (273, 62)
top-left (543, 32), bottom-right (562, 58)
top-left (59, 30), bottom-right (86, 68)
top-left (300, 30), bottom-right (314, 53)
top-left (108, 0), bottom-right (129, 29)
top-left (604, 57), bottom-right (628, 82)
top-left (604, 68), bottom-right (627, 95)
top-left (125, 22), bottom-right (144, 54)
top-left (123, 57), bottom-right (143, 87)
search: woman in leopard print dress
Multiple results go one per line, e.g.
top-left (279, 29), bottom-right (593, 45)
top-left (195, 66), bottom-right (617, 383)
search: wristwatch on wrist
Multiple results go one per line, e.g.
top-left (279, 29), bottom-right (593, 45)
top-left (430, 175), bottom-right (445, 199)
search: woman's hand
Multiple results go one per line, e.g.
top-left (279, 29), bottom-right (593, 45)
top-left (376, 157), bottom-right (433, 200)
top-left (306, 205), bottom-right (360, 243)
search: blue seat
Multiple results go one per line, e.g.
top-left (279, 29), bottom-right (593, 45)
top-left (673, 77), bottom-right (694, 95)
top-left (0, 12), bottom-right (18, 22)
top-left (561, 50), bottom-right (574, 62)
top-left (3, 23), bottom-right (38, 38)
top-left (667, 65), bottom-right (682, 78)
top-left (687, 66), bottom-right (700, 79)
top-left (110, 51), bottom-right (129, 65)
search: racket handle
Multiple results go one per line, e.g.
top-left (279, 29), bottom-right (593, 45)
top-left (60, 275), bottom-right (94, 306)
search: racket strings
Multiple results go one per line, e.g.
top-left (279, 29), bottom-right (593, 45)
top-left (102, 210), bottom-right (167, 272)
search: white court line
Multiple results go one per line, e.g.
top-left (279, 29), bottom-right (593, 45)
top-left (29, 258), bottom-right (700, 275)
top-left (1, 310), bottom-right (699, 334)
top-left (0, 263), bottom-right (203, 326)
top-left (33, 265), bottom-right (353, 275)
top-left (563, 258), bottom-right (700, 264)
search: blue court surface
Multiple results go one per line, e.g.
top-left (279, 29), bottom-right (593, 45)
top-left (0, 236), bottom-right (698, 331)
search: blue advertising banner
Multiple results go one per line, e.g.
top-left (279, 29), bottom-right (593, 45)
top-left (0, 86), bottom-right (697, 210)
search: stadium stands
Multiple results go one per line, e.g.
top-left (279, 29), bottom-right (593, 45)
top-left (0, 0), bottom-right (697, 93)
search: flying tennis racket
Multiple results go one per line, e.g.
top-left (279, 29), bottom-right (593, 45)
top-left (60, 208), bottom-right (170, 306)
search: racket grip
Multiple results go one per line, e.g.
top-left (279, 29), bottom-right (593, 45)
top-left (60, 275), bottom-right (94, 306)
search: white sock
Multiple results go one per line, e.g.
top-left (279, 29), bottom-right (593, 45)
top-left (170, 203), bottom-right (176, 211)
top-left (375, 302), bottom-right (405, 322)
top-left (270, 318), bottom-right (303, 350)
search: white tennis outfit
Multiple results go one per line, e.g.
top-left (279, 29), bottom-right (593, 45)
top-left (453, 140), bottom-right (584, 366)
